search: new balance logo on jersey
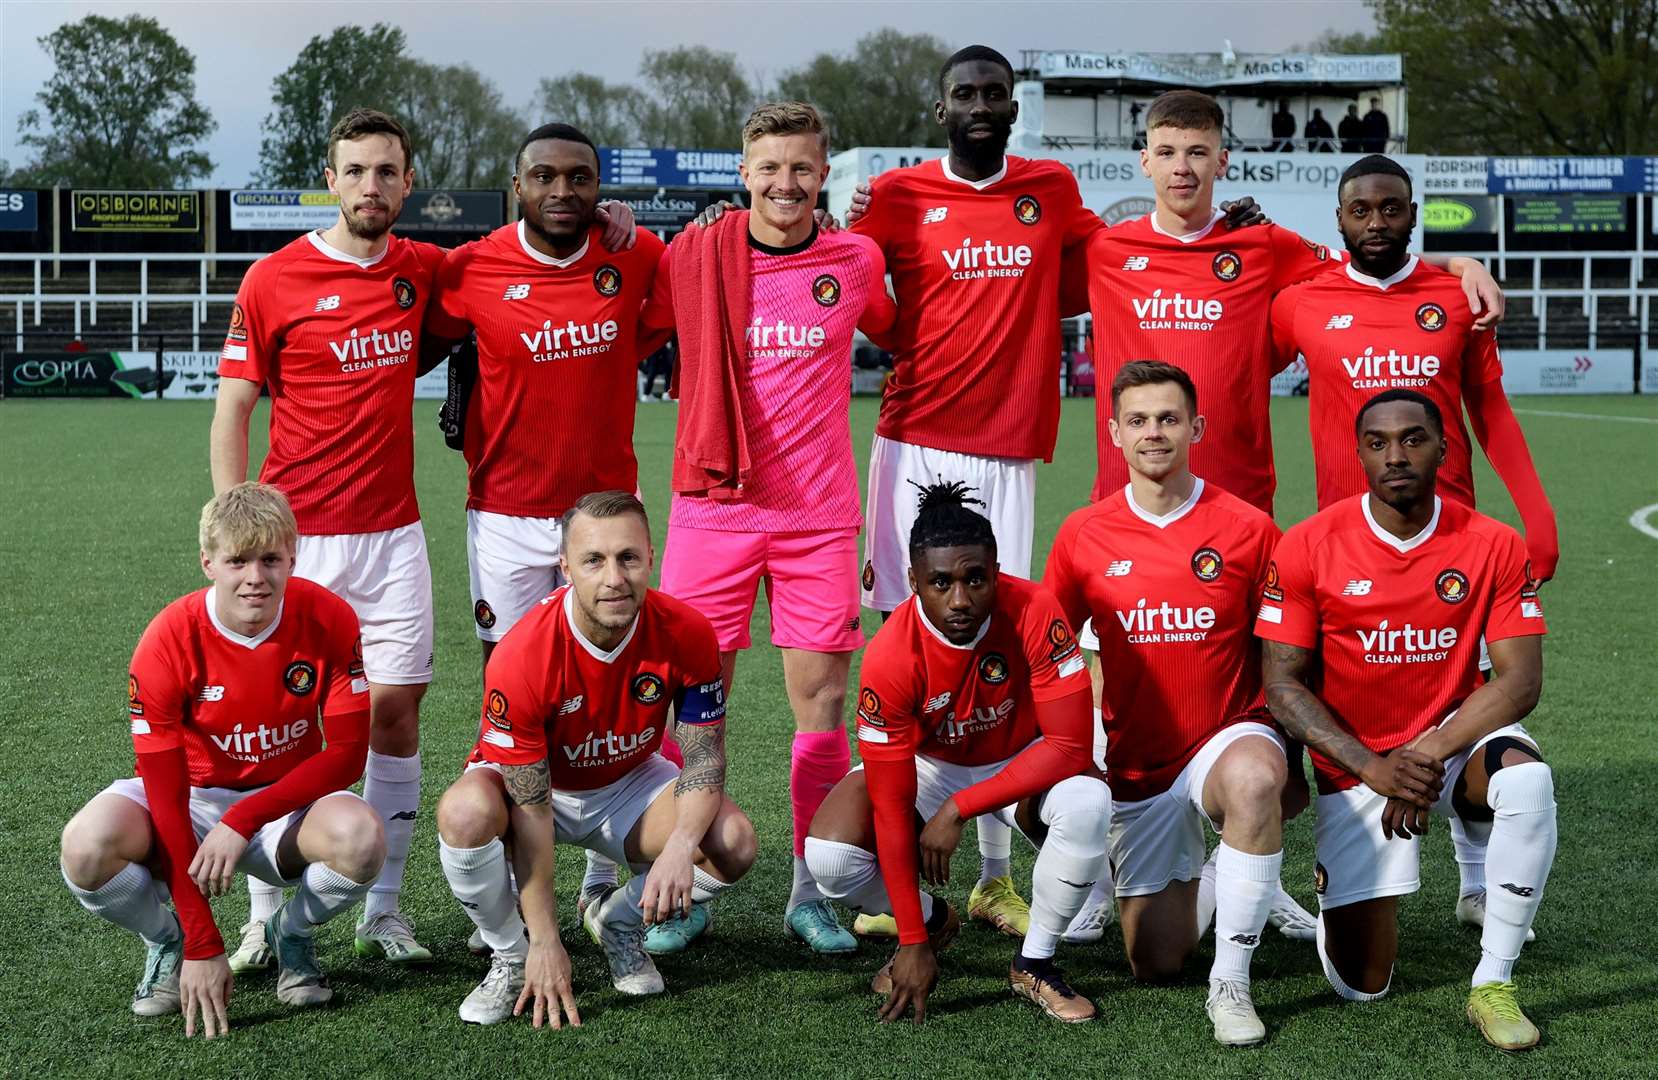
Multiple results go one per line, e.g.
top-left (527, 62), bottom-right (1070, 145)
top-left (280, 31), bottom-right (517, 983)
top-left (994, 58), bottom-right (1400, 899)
top-left (1130, 290), bottom-right (1223, 330)
top-left (502, 284), bottom-right (532, 301)
top-left (329, 327), bottom-right (415, 372)
top-left (314, 295), bottom-right (341, 312)
top-left (1104, 560), bottom-right (1133, 576)
top-left (1342, 580), bottom-right (1374, 596)
top-left (520, 318), bottom-right (620, 361)
top-left (941, 237), bottom-right (1033, 279)
top-left (197, 685), bottom-right (226, 702)
top-left (922, 206), bottom-right (948, 224)
top-left (210, 719), bottom-right (310, 759)
top-left (1356, 620), bottom-right (1458, 663)
top-left (564, 727), bottom-right (657, 767)
top-left (1115, 599), bottom-right (1217, 642)
top-left (1324, 314), bottom-right (1354, 330)
top-left (923, 691), bottom-right (953, 714)
top-left (1122, 256), bottom-right (1150, 271)
top-left (558, 695), bottom-right (584, 715)
top-left (1341, 347), bottom-right (1442, 388)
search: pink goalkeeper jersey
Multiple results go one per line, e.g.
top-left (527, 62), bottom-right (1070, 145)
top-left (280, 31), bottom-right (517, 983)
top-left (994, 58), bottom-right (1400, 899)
top-left (646, 227), bottom-right (896, 533)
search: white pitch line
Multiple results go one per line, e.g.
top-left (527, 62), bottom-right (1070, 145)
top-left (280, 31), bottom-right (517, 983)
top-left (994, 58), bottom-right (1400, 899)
top-left (1512, 408), bottom-right (1658, 425)
top-left (1631, 503), bottom-right (1658, 542)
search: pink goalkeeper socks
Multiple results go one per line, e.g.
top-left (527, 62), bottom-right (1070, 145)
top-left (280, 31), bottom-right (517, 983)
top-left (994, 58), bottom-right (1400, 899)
top-left (790, 729), bottom-right (850, 857)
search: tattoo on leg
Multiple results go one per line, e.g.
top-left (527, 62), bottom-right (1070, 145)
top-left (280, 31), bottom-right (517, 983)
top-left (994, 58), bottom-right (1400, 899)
top-left (502, 761), bottom-right (552, 807)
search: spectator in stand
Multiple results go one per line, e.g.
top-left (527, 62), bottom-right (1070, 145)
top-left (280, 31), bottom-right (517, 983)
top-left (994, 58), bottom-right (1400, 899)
top-left (1338, 104), bottom-right (1364, 152)
top-left (1362, 97), bottom-right (1390, 152)
top-left (1305, 109), bottom-right (1336, 152)
top-left (1271, 101), bottom-right (1297, 151)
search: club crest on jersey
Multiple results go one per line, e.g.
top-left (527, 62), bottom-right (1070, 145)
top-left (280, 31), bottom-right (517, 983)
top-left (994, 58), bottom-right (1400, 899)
top-left (486, 689), bottom-right (510, 730)
top-left (632, 672), bottom-right (665, 704)
top-left (1212, 251), bottom-right (1242, 282)
top-left (1435, 568), bottom-right (1470, 604)
top-left (858, 687), bottom-right (884, 727)
top-left (226, 303), bottom-right (248, 343)
top-left (1014, 195), bottom-right (1041, 225)
top-left (1191, 547), bottom-right (1224, 582)
top-left (1416, 302), bottom-right (1446, 331)
top-left (978, 652), bottom-right (1009, 685)
top-left (862, 560), bottom-right (875, 592)
top-left (593, 264), bottom-right (622, 297)
top-left (392, 277), bottom-right (417, 310)
top-left (1263, 561), bottom-right (1284, 602)
top-left (283, 661), bottom-right (317, 696)
top-left (474, 599), bottom-right (497, 630)
top-left (812, 274), bottom-right (841, 307)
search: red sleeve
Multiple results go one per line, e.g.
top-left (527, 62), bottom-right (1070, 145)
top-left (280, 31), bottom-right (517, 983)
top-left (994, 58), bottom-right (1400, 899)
top-left (854, 648), bottom-right (929, 945)
top-left (1483, 528), bottom-right (1548, 643)
top-left (136, 748), bottom-right (223, 959)
top-left (1059, 174), bottom-right (1105, 248)
top-left (475, 636), bottom-right (548, 766)
top-left (950, 686), bottom-right (1092, 819)
top-left (1463, 354), bottom-right (1559, 583)
top-left (1058, 240), bottom-right (1091, 319)
top-left (1019, 586), bottom-right (1091, 703)
top-left (1268, 286), bottom-right (1304, 375)
top-left (1267, 225), bottom-right (1338, 291)
top-left (639, 242), bottom-right (676, 331)
top-left (1255, 527), bottom-right (1319, 647)
top-left (1041, 519), bottom-right (1091, 633)
top-left (630, 233), bottom-right (673, 357)
top-left (423, 247), bottom-right (472, 340)
top-left (855, 240), bottom-right (898, 347)
top-left (219, 610), bottom-right (370, 838)
top-left (217, 258), bottom-right (281, 383)
top-left (671, 614), bottom-right (727, 726)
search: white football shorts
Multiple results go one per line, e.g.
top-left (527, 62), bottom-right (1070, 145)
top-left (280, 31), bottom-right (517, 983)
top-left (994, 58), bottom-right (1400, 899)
top-left (466, 509), bottom-right (566, 642)
top-left (467, 753), bottom-right (678, 869)
top-left (296, 522), bottom-right (434, 684)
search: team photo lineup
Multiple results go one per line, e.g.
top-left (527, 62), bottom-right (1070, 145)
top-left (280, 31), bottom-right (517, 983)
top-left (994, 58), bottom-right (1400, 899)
top-left (53, 40), bottom-right (1582, 1057)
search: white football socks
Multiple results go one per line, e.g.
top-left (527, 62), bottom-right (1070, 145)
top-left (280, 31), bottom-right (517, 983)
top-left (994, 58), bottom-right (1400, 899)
top-left (439, 838), bottom-right (526, 961)
top-left (1196, 852), bottom-right (1218, 938)
top-left (284, 862), bottom-right (371, 937)
top-left (248, 877), bottom-right (283, 923)
top-left (1209, 843), bottom-right (1282, 985)
top-left (1449, 813), bottom-right (1491, 898)
top-left (1473, 762), bottom-right (1556, 986)
top-left (802, 836), bottom-right (933, 923)
top-left (1023, 776), bottom-right (1111, 960)
top-left (787, 855), bottom-right (824, 910)
top-left (362, 749), bottom-right (421, 922)
top-left (64, 862), bottom-right (178, 946)
top-left (582, 850), bottom-right (620, 898)
top-left (977, 814), bottom-right (1013, 885)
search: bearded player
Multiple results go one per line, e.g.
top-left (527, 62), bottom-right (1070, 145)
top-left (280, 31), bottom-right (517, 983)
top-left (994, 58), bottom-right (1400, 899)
top-left (1258, 390), bottom-right (1555, 1052)
top-left (805, 483), bottom-right (1108, 1023)
top-left (435, 492), bottom-right (756, 1025)
top-left (1044, 362), bottom-right (1290, 1047)
top-left (639, 101), bottom-right (897, 953)
top-left (210, 108), bottom-right (444, 965)
top-left (60, 484), bottom-right (384, 1037)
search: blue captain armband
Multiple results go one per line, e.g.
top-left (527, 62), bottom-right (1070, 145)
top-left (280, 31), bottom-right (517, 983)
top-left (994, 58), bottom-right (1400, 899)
top-left (675, 678), bottom-right (727, 725)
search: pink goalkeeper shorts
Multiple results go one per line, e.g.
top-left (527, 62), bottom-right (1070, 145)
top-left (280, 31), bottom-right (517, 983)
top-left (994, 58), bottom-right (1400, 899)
top-left (659, 524), bottom-right (864, 653)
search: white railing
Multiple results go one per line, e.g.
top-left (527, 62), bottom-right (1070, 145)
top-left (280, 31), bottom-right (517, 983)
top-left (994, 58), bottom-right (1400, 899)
top-left (3, 293), bottom-right (239, 351)
top-left (0, 252), bottom-right (261, 325)
top-left (1441, 250), bottom-right (1650, 317)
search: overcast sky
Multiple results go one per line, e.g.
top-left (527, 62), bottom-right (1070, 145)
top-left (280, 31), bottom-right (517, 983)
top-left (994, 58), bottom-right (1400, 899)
top-left (1, 0), bottom-right (1374, 186)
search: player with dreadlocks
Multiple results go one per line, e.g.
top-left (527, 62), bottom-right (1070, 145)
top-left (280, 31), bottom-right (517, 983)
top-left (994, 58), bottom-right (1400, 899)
top-left (803, 481), bottom-right (1108, 1023)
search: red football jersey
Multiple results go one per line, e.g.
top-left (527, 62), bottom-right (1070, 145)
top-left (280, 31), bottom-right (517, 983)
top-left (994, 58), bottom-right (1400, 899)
top-left (1271, 256), bottom-right (1503, 512)
top-left (1256, 495), bottom-right (1546, 792)
top-left (471, 586), bottom-right (725, 791)
top-left (427, 222), bottom-right (666, 518)
top-left (127, 578), bottom-right (369, 789)
top-left (1044, 480), bottom-right (1280, 801)
top-left (219, 232), bottom-right (443, 535)
top-left (1085, 213), bottom-right (1337, 511)
top-left (852, 156), bottom-right (1102, 462)
top-left (855, 575), bottom-right (1089, 768)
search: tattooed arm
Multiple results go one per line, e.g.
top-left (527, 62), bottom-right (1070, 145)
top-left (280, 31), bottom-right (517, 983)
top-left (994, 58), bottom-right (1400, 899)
top-left (1262, 641), bottom-right (1445, 823)
top-left (638, 719), bottom-right (728, 925)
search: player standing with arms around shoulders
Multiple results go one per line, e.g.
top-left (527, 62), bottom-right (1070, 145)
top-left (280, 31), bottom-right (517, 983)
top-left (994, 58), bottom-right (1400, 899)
top-left (1257, 390), bottom-right (1556, 1052)
top-left (60, 484), bottom-right (384, 1037)
top-left (805, 483), bottom-right (1108, 1023)
top-left (639, 102), bottom-right (896, 953)
top-left (211, 108), bottom-right (442, 967)
top-left (1043, 362), bottom-right (1294, 1047)
top-left (434, 492), bottom-right (756, 1025)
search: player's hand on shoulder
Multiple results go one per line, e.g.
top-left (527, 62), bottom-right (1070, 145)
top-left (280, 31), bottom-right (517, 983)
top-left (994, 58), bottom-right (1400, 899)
top-left (918, 801), bottom-right (967, 886)
top-left (180, 954), bottom-right (233, 1039)
top-left (1452, 256), bottom-right (1505, 330)
top-left (691, 200), bottom-right (739, 228)
top-left (1220, 196), bottom-right (1270, 229)
top-left (189, 823), bottom-right (250, 898)
top-left (878, 943), bottom-right (938, 1024)
top-left (845, 181), bottom-right (873, 227)
top-left (812, 208), bottom-right (841, 232)
top-left (518, 937), bottom-right (581, 1029)
top-left (595, 200), bottom-right (638, 251)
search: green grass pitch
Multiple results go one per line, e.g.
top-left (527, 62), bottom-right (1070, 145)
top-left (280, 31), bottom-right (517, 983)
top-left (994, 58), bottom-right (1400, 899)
top-left (1, 394), bottom-right (1654, 1077)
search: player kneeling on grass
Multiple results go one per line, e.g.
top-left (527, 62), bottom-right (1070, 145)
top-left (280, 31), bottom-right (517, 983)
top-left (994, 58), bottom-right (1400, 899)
top-left (436, 491), bottom-right (756, 1026)
top-left (59, 483), bottom-right (383, 1037)
top-left (804, 483), bottom-right (1108, 1023)
top-left (1258, 390), bottom-right (1555, 1052)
